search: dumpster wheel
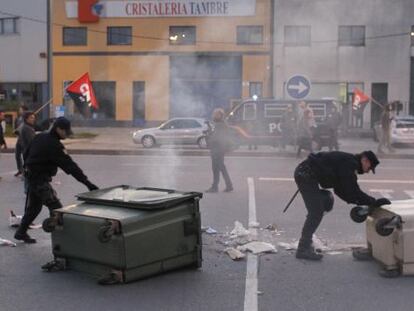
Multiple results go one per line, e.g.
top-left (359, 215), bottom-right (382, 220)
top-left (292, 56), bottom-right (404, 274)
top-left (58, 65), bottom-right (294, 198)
top-left (98, 272), bottom-right (122, 285)
top-left (350, 206), bottom-right (368, 223)
top-left (375, 217), bottom-right (396, 237)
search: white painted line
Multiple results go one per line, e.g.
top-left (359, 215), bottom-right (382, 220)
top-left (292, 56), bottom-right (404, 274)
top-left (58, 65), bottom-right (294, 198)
top-left (121, 163), bottom-right (199, 167)
top-left (248, 177), bottom-right (258, 232)
top-left (244, 253), bottom-right (258, 311)
top-left (259, 177), bottom-right (414, 184)
top-left (404, 191), bottom-right (414, 199)
top-left (244, 177), bottom-right (258, 311)
top-left (369, 189), bottom-right (394, 199)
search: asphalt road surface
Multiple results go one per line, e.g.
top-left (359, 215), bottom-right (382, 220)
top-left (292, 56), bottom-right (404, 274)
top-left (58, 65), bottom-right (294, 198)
top-left (1, 152), bottom-right (414, 311)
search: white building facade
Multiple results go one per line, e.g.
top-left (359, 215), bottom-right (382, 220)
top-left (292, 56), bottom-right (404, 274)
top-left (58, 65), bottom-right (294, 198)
top-left (0, 0), bottom-right (47, 111)
top-left (273, 0), bottom-right (414, 128)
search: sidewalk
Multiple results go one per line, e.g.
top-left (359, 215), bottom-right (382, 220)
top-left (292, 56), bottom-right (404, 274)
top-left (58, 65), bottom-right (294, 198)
top-left (4, 126), bottom-right (414, 159)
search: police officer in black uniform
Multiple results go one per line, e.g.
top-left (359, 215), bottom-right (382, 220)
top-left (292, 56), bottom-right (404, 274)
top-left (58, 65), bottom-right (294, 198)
top-left (14, 117), bottom-right (98, 243)
top-left (294, 150), bottom-right (391, 260)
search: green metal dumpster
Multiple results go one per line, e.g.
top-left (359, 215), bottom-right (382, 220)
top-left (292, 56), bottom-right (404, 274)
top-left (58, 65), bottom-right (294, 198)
top-left (45, 185), bottom-right (203, 284)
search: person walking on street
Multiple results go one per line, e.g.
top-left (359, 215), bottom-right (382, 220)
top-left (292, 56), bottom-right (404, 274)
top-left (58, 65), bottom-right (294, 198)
top-left (206, 108), bottom-right (233, 193)
top-left (378, 103), bottom-right (395, 154)
top-left (14, 104), bottom-right (29, 177)
top-left (14, 117), bottom-right (99, 244)
top-left (293, 150), bottom-right (390, 260)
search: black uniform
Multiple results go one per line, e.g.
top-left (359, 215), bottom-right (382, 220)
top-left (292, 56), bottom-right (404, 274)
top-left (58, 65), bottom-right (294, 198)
top-left (294, 151), bottom-right (376, 252)
top-left (15, 128), bottom-right (97, 241)
top-left (206, 121), bottom-right (233, 192)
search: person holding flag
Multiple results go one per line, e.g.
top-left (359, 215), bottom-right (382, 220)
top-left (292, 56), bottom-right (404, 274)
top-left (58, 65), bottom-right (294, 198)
top-left (352, 88), bottom-right (370, 128)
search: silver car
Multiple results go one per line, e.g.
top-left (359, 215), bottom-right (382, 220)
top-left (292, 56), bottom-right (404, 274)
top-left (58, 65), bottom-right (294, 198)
top-left (373, 115), bottom-right (414, 145)
top-left (132, 117), bottom-right (210, 148)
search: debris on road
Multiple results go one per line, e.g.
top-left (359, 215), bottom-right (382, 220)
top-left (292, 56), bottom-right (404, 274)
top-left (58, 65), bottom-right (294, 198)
top-left (224, 247), bottom-right (246, 260)
top-left (0, 238), bottom-right (17, 247)
top-left (230, 221), bottom-right (250, 238)
top-left (238, 241), bottom-right (277, 255)
top-left (202, 226), bottom-right (218, 234)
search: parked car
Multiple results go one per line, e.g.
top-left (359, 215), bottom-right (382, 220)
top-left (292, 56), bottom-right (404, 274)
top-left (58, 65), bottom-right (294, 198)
top-left (132, 117), bottom-right (210, 148)
top-left (373, 115), bottom-right (414, 145)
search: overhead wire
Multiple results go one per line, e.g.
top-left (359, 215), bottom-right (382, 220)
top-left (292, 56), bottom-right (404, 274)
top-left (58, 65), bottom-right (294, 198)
top-left (0, 8), bottom-right (411, 47)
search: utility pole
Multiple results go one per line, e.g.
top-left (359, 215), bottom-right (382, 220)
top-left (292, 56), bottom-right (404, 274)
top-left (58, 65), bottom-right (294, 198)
top-left (47, 0), bottom-right (53, 118)
top-left (269, 0), bottom-right (275, 98)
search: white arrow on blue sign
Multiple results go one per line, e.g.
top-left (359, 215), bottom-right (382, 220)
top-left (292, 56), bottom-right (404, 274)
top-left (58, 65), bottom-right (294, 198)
top-left (286, 75), bottom-right (311, 99)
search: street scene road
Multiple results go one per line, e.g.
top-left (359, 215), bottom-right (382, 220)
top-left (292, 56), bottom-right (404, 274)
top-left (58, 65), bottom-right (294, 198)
top-left (1, 152), bottom-right (414, 311)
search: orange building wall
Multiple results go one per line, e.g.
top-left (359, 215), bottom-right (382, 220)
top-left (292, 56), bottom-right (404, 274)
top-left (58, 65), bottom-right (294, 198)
top-left (52, 0), bottom-right (272, 121)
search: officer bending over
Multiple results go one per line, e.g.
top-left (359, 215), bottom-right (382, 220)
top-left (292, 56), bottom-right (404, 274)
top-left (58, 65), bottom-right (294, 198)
top-left (14, 117), bottom-right (98, 244)
top-left (294, 150), bottom-right (390, 260)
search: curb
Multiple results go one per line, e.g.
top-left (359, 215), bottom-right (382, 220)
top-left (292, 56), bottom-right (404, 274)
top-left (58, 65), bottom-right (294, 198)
top-left (3, 147), bottom-right (414, 159)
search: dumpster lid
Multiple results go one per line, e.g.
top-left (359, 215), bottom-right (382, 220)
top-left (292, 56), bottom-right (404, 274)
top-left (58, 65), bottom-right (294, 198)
top-left (76, 185), bottom-right (202, 210)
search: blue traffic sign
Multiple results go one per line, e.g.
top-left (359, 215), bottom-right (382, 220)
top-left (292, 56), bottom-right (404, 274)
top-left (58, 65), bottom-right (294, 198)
top-left (286, 75), bottom-right (311, 99)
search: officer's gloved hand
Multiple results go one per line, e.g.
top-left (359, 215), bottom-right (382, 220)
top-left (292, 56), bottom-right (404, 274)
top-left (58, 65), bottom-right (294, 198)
top-left (84, 180), bottom-right (99, 191)
top-left (374, 198), bottom-right (391, 207)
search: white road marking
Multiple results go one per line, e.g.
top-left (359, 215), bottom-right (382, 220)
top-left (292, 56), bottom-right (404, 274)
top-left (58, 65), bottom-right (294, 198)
top-left (244, 177), bottom-right (258, 311)
top-left (368, 189), bottom-right (394, 199)
top-left (259, 177), bottom-right (414, 184)
top-left (121, 163), bottom-right (199, 167)
top-left (404, 191), bottom-right (414, 199)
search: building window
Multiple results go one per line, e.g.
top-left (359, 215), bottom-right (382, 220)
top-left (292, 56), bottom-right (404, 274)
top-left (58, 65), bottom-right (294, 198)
top-left (169, 26), bottom-right (196, 45)
top-left (284, 26), bottom-right (311, 46)
top-left (338, 25), bottom-right (365, 46)
top-left (237, 26), bottom-right (263, 45)
top-left (107, 27), bottom-right (132, 45)
top-left (63, 27), bottom-right (87, 46)
top-left (249, 82), bottom-right (263, 99)
top-left (0, 17), bottom-right (19, 35)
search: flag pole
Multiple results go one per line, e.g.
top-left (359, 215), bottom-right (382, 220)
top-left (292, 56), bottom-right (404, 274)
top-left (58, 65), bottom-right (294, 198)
top-left (369, 97), bottom-right (385, 109)
top-left (34, 97), bottom-right (54, 115)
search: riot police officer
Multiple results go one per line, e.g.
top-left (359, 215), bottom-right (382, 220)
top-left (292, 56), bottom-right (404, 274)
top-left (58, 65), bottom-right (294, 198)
top-left (14, 117), bottom-right (98, 243)
top-left (294, 150), bottom-right (390, 260)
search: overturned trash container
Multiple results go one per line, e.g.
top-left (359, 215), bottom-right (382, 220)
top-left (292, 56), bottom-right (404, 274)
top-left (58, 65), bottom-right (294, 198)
top-left (353, 199), bottom-right (414, 277)
top-left (43, 185), bottom-right (203, 284)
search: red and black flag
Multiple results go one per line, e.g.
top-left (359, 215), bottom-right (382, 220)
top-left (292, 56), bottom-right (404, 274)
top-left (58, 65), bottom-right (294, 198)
top-left (66, 73), bottom-right (99, 116)
top-left (352, 88), bottom-right (370, 115)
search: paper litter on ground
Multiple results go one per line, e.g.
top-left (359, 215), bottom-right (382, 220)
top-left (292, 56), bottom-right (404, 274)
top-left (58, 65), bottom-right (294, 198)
top-left (238, 241), bottom-right (277, 254)
top-left (224, 247), bottom-right (246, 260)
top-left (230, 221), bottom-right (250, 238)
top-left (0, 238), bottom-right (17, 247)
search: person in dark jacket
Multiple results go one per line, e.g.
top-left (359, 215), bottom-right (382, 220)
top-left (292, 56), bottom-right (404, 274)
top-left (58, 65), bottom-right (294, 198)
top-left (17, 111), bottom-right (37, 193)
top-left (14, 104), bottom-right (29, 177)
top-left (14, 117), bottom-right (98, 243)
top-left (17, 111), bottom-right (36, 154)
top-left (206, 108), bottom-right (233, 193)
top-left (293, 150), bottom-right (390, 260)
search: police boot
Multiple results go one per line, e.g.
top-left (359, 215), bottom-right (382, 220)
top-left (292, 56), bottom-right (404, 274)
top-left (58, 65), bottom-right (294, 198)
top-left (296, 239), bottom-right (323, 260)
top-left (14, 226), bottom-right (36, 244)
